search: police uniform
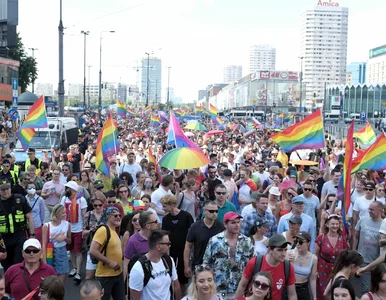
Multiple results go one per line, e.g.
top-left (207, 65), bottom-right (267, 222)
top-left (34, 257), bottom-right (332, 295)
top-left (25, 158), bottom-right (42, 174)
top-left (9, 164), bottom-right (19, 184)
top-left (0, 182), bottom-right (32, 271)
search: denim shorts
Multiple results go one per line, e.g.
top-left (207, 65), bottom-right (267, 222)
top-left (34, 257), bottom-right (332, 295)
top-left (53, 245), bottom-right (69, 275)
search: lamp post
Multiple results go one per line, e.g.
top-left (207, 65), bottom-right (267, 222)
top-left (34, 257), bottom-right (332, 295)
top-left (28, 48), bottom-right (38, 94)
top-left (145, 52), bottom-right (150, 106)
top-left (58, 0), bottom-right (65, 117)
top-left (167, 66), bottom-right (171, 108)
top-left (98, 30), bottom-right (115, 117)
top-left (81, 30), bottom-right (89, 112)
top-left (87, 65), bottom-right (92, 108)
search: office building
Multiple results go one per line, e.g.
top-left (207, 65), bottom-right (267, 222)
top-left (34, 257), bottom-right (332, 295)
top-left (141, 56), bottom-right (162, 105)
top-left (300, 3), bottom-right (349, 105)
top-left (366, 44), bottom-right (386, 84)
top-left (198, 90), bottom-right (206, 101)
top-left (249, 44), bottom-right (276, 73)
top-left (117, 83), bottom-right (127, 101)
top-left (223, 65), bottom-right (242, 83)
top-left (35, 83), bottom-right (54, 96)
top-left (0, 0), bottom-right (18, 50)
top-left (346, 62), bottom-right (366, 85)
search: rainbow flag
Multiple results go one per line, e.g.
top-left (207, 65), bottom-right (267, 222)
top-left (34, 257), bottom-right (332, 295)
top-left (167, 111), bottom-right (200, 150)
top-left (144, 106), bottom-right (152, 114)
top-left (216, 116), bottom-right (224, 125)
top-left (202, 103), bottom-right (207, 111)
top-left (148, 146), bottom-right (162, 182)
top-left (339, 120), bottom-right (354, 232)
top-left (195, 106), bottom-right (202, 114)
top-left (277, 113), bottom-right (285, 120)
top-left (353, 122), bottom-right (376, 146)
top-left (351, 133), bottom-right (386, 173)
top-left (175, 109), bottom-right (183, 118)
top-left (96, 115), bottom-right (120, 176)
top-left (127, 108), bottom-right (137, 116)
top-left (117, 100), bottom-right (126, 118)
top-left (284, 114), bottom-right (294, 123)
top-left (270, 109), bottom-right (325, 152)
top-left (16, 128), bottom-right (36, 151)
top-left (210, 104), bottom-right (218, 124)
top-left (20, 95), bottom-right (48, 129)
top-left (159, 111), bottom-right (169, 123)
top-left (151, 114), bottom-right (161, 127)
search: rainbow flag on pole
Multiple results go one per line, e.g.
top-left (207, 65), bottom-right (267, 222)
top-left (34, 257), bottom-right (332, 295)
top-left (117, 100), bottom-right (126, 118)
top-left (151, 114), bottom-right (161, 127)
top-left (167, 111), bottom-right (200, 150)
top-left (20, 95), bottom-right (48, 129)
top-left (96, 115), bottom-right (120, 176)
top-left (270, 109), bottom-right (325, 152)
top-left (16, 128), bottom-right (36, 151)
top-left (210, 104), bottom-right (218, 124)
top-left (127, 108), bottom-right (137, 116)
top-left (353, 122), bottom-right (376, 146)
top-left (195, 106), bottom-right (202, 114)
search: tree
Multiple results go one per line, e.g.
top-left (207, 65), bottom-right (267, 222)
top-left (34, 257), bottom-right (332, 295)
top-left (8, 34), bottom-right (38, 93)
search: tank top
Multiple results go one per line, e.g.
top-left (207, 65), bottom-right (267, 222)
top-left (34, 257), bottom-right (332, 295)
top-left (294, 254), bottom-right (313, 276)
top-left (49, 220), bottom-right (69, 248)
top-left (279, 201), bottom-right (291, 217)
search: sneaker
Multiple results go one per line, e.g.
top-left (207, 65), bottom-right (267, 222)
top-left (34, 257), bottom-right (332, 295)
top-left (68, 268), bottom-right (77, 277)
top-left (74, 273), bottom-right (81, 283)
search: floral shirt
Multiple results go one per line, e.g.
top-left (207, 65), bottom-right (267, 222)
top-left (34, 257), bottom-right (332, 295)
top-left (203, 231), bottom-right (254, 295)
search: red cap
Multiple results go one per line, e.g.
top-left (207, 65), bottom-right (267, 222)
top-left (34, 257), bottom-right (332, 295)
top-left (223, 212), bottom-right (242, 223)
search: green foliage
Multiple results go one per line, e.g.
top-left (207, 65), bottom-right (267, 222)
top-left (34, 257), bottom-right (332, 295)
top-left (8, 34), bottom-right (38, 93)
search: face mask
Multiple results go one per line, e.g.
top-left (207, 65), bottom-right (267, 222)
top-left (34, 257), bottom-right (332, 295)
top-left (27, 188), bottom-right (36, 195)
top-left (144, 183), bottom-right (152, 189)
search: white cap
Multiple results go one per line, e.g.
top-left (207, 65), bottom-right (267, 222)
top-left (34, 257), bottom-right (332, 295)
top-left (269, 186), bottom-right (281, 196)
top-left (65, 181), bottom-right (79, 192)
top-left (23, 238), bottom-right (41, 250)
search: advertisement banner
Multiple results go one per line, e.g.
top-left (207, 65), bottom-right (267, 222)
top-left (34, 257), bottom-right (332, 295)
top-left (254, 70), bottom-right (299, 81)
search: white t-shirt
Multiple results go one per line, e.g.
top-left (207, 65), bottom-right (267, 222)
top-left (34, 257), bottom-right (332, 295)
top-left (151, 187), bottom-right (172, 221)
top-left (253, 171), bottom-right (270, 185)
top-left (321, 180), bottom-right (339, 197)
top-left (60, 196), bottom-right (88, 233)
top-left (129, 257), bottom-right (178, 300)
top-left (254, 237), bottom-right (268, 256)
top-left (353, 196), bottom-right (384, 219)
top-left (48, 220), bottom-right (69, 248)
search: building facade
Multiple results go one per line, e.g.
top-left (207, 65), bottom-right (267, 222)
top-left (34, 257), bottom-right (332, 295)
top-left (35, 83), bottom-right (54, 97)
top-left (300, 2), bottom-right (349, 105)
top-left (141, 56), bottom-right (162, 105)
top-left (223, 65), bottom-right (243, 83)
top-left (346, 62), bottom-right (366, 85)
top-left (249, 44), bottom-right (276, 73)
top-left (366, 44), bottom-right (386, 84)
top-left (0, 0), bottom-right (18, 49)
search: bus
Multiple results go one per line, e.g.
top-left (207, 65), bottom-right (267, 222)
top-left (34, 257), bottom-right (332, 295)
top-left (226, 110), bottom-right (265, 121)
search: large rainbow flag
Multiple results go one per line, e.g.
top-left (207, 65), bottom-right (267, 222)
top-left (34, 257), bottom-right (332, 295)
top-left (270, 109), bottom-right (325, 152)
top-left (351, 133), bottom-right (386, 173)
top-left (117, 100), bottom-right (126, 118)
top-left (96, 115), bottom-right (120, 176)
top-left (20, 95), bottom-right (48, 129)
top-left (353, 122), bottom-right (376, 146)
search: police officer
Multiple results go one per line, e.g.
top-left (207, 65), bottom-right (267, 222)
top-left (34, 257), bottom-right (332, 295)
top-left (0, 179), bottom-right (34, 271)
top-left (0, 160), bottom-right (14, 187)
top-left (5, 154), bottom-right (19, 185)
top-left (25, 148), bottom-right (42, 174)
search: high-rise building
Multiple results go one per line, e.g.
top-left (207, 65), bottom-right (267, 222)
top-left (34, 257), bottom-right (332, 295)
top-left (366, 44), bottom-right (386, 84)
top-left (223, 65), bottom-right (242, 83)
top-left (36, 83), bottom-right (54, 96)
top-left (346, 62), bottom-right (366, 85)
top-left (0, 0), bottom-right (18, 50)
top-left (198, 90), bottom-right (206, 101)
top-left (141, 56), bottom-right (162, 105)
top-left (300, 3), bottom-right (349, 105)
top-left (249, 44), bottom-right (276, 73)
top-left (117, 83), bottom-right (127, 101)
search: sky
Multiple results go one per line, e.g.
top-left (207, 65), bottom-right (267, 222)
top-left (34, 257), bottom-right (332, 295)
top-left (17, 0), bottom-right (386, 103)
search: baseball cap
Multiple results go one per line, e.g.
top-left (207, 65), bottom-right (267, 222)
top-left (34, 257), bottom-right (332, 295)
top-left (223, 212), bottom-right (242, 223)
top-left (94, 180), bottom-right (104, 189)
top-left (27, 148), bottom-right (36, 153)
top-left (65, 181), bottom-right (79, 192)
top-left (133, 200), bottom-right (145, 211)
top-left (112, 177), bottom-right (123, 186)
top-left (292, 196), bottom-right (306, 204)
top-left (0, 180), bottom-right (11, 190)
top-left (4, 154), bottom-right (12, 159)
top-left (269, 186), bottom-right (281, 196)
top-left (23, 238), bottom-right (41, 250)
top-left (365, 182), bottom-right (376, 189)
top-left (255, 217), bottom-right (272, 228)
top-left (268, 234), bottom-right (291, 248)
top-left (296, 231), bottom-right (311, 242)
top-left (288, 215), bottom-right (303, 225)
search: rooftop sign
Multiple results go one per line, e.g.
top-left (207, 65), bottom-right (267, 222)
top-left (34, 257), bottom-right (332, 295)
top-left (369, 45), bottom-right (386, 59)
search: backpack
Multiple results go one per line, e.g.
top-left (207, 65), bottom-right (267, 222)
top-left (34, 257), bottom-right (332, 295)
top-left (127, 254), bottom-right (173, 299)
top-left (88, 224), bottom-right (111, 265)
top-left (245, 255), bottom-right (290, 298)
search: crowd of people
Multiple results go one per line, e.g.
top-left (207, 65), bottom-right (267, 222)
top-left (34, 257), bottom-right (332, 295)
top-left (0, 111), bottom-right (384, 300)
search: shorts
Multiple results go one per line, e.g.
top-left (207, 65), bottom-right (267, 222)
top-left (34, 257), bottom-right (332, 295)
top-left (53, 245), bottom-right (69, 275)
top-left (86, 252), bottom-right (97, 270)
top-left (0, 143), bottom-right (6, 150)
top-left (66, 232), bottom-right (83, 253)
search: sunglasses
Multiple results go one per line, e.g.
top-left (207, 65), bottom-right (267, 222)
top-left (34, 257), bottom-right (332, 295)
top-left (205, 209), bottom-right (219, 213)
top-left (146, 220), bottom-right (158, 225)
top-left (111, 214), bottom-right (121, 219)
top-left (253, 280), bottom-right (270, 291)
top-left (158, 241), bottom-right (171, 246)
top-left (108, 200), bottom-right (116, 204)
top-left (215, 192), bottom-right (226, 195)
top-left (365, 188), bottom-right (374, 191)
top-left (308, 180), bottom-right (315, 182)
top-left (303, 188), bottom-right (312, 191)
top-left (195, 264), bottom-right (213, 272)
top-left (288, 193), bottom-right (295, 197)
top-left (24, 248), bottom-right (40, 254)
top-left (93, 204), bottom-right (103, 208)
top-left (295, 239), bottom-right (306, 245)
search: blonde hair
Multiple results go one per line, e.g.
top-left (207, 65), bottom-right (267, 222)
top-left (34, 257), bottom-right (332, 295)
top-left (51, 204), bottom-right (65, 222)
top-left (160, 194), bottom-right (177, 205)
top-left (187, 268), bottom-right (216, 299)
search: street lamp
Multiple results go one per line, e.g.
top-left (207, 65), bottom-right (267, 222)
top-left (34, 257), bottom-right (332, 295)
top-left (98, 30), bottom-right (115, 117)
top-left (145, 52), bottom-right (150, 107)
top-left (58, 0), bottom-right (65, 117)
top-left (167, 66), bottom-right (171, 108)
top-left (87, 65), bottom-right (92, 108)
top-left (81, 30), bottom-right (89, 112)
top-left (28, 48), bottom-right (38, 94)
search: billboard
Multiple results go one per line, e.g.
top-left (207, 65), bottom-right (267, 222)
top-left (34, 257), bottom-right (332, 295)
top-left (251, 70), bottom-right (299, 81)
top-left (369, 44), bottom-right (386, 59)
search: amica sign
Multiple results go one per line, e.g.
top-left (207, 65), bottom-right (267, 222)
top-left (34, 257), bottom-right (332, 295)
top-left (317, 0), bottom-right (339, 6)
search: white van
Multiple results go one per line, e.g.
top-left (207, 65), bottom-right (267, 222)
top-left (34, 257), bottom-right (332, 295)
top-left (324, 113), bottom-right (340, 124)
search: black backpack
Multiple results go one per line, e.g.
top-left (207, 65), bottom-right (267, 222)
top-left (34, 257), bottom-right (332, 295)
top-left (245, 255), bottom-right (290, 298)
top-left (88, 224), bottom-right (111, 265)
top-left (127, 254), bottom-right (173, 299)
